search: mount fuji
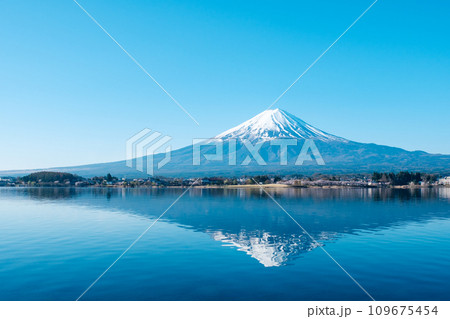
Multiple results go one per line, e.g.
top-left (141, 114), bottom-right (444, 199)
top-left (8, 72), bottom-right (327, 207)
top-left (215, 108), bottom-right (346, 142)
top-left (2, 109), bottom-right (449, 177)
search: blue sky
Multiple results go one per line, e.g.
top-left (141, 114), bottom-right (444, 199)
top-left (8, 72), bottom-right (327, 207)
top-left (1, 0), bottom-right (449, 170)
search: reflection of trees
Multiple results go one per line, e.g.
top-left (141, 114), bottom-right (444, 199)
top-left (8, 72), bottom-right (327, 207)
top-left (7, 185), bottom-right (446, 202)
top-left (19, 187), bottom-right (80, 200)
top-left (3, 186), bottom-right (449, 267)
top-left (188, 187), bottom-right (443, 202)
top-left (6, 187), bottom-right (124, 201)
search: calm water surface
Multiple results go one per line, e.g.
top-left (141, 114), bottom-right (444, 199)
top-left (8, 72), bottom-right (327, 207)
top-left (0, 187), bottom-right (449, 301)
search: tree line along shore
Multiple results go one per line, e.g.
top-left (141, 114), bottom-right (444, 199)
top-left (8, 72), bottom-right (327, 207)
top-left (0, 171), bottom-right (449, 188)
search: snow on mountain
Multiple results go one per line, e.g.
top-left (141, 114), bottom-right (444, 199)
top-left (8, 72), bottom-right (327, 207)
top-left (1, 108), bottom-right (449, 178)
top-left (215, 108), bottom-right (347, 142)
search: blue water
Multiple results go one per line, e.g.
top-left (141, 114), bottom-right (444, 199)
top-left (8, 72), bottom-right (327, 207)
top-left (0, 187), bottom-right (449, 301)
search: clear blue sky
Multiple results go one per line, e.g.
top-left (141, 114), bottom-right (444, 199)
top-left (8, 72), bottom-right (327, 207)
top-left (1, 0), bottom-right (449, 170)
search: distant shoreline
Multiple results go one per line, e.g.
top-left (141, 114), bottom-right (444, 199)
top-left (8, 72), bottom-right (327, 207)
top-left (3, 184), bottom-right (448, 190)
top-left (2, 171), bottom-right (448, 189)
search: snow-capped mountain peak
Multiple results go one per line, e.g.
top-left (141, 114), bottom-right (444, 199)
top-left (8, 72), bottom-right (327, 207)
top-left (215, 108), bottom-right (346, 142)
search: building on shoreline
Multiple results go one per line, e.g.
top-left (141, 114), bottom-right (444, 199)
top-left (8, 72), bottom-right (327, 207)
top-left (439, 177), bottom-right (450, 186)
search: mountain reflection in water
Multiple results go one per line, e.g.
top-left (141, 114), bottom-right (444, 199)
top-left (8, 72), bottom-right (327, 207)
top-left (4, 187), bottom-right (450, 268)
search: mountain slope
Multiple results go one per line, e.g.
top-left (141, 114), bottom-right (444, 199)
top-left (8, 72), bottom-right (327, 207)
top-left (1, 109), bottom-right (449, 177)
top-left (216, 109), bottom-right (347, 142)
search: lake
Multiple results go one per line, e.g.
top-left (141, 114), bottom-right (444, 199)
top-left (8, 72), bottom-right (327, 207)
top-left (0, 187), bottom-right (449, 301)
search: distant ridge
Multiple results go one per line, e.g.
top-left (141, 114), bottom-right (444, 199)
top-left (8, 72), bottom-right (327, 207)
top-left (1, 109), bottom-right (449, 177)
